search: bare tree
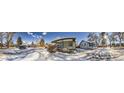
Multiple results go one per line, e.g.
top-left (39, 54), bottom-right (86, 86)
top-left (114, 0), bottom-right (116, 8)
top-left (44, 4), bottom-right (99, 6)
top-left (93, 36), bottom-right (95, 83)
top-left (5, 32), bottom-right (15, 48)
top-left (0, 32), bottom-right (6, 48)
top-left (108, 32), bottom-right (117, 47)
top-left (99, 32), bottom-right (108, 47)
top-left (0, 32), bottom-right (4, 48)
top-left (115, 32), bottom-right (124, 47)
top-left (87, 32), bottom-right (99, 47)
top-left (108, 34), bottom-right (112, 47)
top-left (39, 38), bottom-right (45, 47)
top-left (16, 36), bottom-right (23, 47)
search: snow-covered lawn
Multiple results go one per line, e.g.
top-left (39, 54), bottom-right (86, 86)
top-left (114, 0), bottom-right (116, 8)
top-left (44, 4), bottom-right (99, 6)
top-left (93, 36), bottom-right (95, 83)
top-left (0, 47), bottom-right (124, 61)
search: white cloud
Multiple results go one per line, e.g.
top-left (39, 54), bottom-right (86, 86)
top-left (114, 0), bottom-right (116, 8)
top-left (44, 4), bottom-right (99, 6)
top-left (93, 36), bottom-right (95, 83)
top-left (27, 32), bottom-right (44, 39)
top-left (36, 35), bottom-right (39, 39)
top-left (32, 35), bottom-right (36, 38)
top-left (27, 32), bottom-right (33, 35)
top-left (27, 32), bottom-right (36, 38)
top-left (23, 40), bottom-right (31, 45)
top-left (42, 32), bottom-right (47, 35)
top-left (35, 35), bottom-right (42, 39)
top-left (54, 36), bottom-right (62, 40)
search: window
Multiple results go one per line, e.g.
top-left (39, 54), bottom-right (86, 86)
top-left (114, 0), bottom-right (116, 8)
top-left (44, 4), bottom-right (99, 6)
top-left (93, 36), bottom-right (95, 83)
top-left (68, 41), bottom-right (73, 47)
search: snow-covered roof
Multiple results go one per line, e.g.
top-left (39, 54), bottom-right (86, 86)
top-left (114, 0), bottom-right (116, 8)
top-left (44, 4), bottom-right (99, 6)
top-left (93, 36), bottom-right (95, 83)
top-left (79, 40), bottom-right (96, 46)
top-left (80, 40), bottom-right (92, 43)
top-left (52, 37), bottom-right (76, 43)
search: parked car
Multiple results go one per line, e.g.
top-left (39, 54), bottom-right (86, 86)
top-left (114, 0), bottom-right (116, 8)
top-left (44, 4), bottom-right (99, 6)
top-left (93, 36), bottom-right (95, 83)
top-left (18, 45), bottom-right (27, 49)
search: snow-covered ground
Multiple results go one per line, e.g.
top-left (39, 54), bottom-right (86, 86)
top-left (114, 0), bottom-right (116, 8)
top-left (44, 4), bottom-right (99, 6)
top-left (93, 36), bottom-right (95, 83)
top-left (0, 47), bottom-right (124, 61)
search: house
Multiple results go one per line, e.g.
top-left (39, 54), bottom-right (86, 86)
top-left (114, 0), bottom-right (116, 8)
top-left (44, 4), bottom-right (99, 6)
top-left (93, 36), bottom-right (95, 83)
top-left (0, 43), bottom-right (3, 48)
top-left (79, 40), bottom-right (97, 49)
top-left (51, 37), bottom-right (76, 52)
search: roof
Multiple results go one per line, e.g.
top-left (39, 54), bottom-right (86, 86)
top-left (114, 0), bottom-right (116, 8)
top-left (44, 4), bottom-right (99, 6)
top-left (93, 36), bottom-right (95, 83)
top-left (52, 37), bottom-right (76, 43)
top-left (80, 40), bottom-right (90, 43)
top-left (80, 40), bottom-right (94, 44)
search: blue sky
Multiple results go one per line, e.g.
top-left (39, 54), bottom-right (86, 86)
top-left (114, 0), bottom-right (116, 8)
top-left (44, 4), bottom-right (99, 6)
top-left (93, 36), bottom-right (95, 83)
top-left (13, 32), bottom-right (89, 44)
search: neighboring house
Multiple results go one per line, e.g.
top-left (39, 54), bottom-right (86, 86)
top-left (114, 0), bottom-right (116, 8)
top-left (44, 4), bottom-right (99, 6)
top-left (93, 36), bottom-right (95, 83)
top-left (0, 43), bottom-right (3, 48)
top-left (79, 40), bottom-right (96, 49)
top-left (51, 37), bottom-right (76, 52)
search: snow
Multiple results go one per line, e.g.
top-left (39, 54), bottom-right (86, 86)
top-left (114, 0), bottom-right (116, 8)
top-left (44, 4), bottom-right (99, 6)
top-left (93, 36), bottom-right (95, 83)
top-left (0, 47), bottom-right (124, 61)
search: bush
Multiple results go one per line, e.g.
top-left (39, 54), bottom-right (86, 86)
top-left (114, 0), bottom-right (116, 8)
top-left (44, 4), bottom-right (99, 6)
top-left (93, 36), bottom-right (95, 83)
top-left (47, 44), bottom-right (57, 53)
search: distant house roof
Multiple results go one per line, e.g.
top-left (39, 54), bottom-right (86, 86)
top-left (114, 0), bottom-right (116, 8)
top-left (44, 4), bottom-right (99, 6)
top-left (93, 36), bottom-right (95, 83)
top-left (80, 40), bottom-right (96, 43)
top-left (80, 40), bottom-right (90, 43)
top-left (79, 40), bottom-right (96, 46)
top-left (52, 37), bottom-right (76, 43)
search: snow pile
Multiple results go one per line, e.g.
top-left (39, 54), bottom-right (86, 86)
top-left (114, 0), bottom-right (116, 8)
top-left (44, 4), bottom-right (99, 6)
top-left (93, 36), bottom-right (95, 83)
top-left (87, 48), bottom-right (111, 61)
top-left (47, 52), bottom-right (87, 61)
top-left (0, 48), bottom-right (87, 61)
top-left (76, 48), bottom-right (85, 52)
top-left (110, 48), bottom-right (124, 61)
top-left (0, 48), bottom-right (35, 61)
top-left (86, 48), bottom-right (122, 61)
top-left (0, 47), bottom-right (124, 61)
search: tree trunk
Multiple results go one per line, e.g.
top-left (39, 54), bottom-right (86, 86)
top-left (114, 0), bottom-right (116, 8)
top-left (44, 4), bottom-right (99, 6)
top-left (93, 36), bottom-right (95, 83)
top-left (110, 41), bottom-right (111, 48)
top-left (113, 41), bottom-right (115, 47)
top-left (7, 41), bottom-right (9, 48)
top-left (0, 45), bottom-right (2, 49)
top-left (120, 39), bottom-right (122, 47)
top-left (0, 39), bottom-right (3, 49)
